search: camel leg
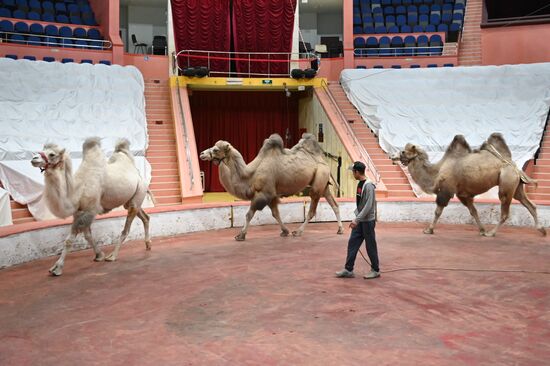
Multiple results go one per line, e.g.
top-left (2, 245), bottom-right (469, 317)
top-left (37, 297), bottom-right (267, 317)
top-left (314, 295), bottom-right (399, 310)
top-left (83, 227), bottom-right (105, 262)
top-left (424, 191), bottom-right (452, 234)
top-left (49, 226), bottom-right (78, 276)
top-left (269, 200), bottom-right (290, 237)
top-left (514, 183), bottom-right (546, 236)
top-left (293, 195), bottom-right (320, 237)
top-left (137, 208), bottom-right (152, 250)
top-left (324, 186), bottom-right (344, 235)
top-left (457, 195), bottom-right (486, 235)
top-left (235, 207), bottom-right (257, 241)
top-left (424, 205), bottom-right (445, 234)
top-left (106, 207), bottom-right (138, 261)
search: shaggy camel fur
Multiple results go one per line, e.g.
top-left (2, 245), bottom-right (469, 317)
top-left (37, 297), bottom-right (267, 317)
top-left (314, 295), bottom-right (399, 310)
top-left (200, 133), bottom-right (343, 241)
top-left (31, 137), bottom-right (151, 276)
top-left (393, 133), bottom-right (546, 237)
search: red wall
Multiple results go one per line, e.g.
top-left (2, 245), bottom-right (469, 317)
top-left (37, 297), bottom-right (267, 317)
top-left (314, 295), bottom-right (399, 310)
top-left (481, 23), bottom-right (550, 65)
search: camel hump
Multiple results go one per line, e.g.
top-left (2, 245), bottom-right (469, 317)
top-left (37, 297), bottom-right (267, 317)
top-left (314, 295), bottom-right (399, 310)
top-left (114, 138), bottom-right (131, 153)
top-left (485, 132), bottom-right (512, 158)
top-left (301, 133), bottom-right (317, 141)
top-left (446, 134), bottom-right (472, 155)
top-left (82, 137), bottom-right (102, 152)
top-left (259, 134), bottom-right (284, 154)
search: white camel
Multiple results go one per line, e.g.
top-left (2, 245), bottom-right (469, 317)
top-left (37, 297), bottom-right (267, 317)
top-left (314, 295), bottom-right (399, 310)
top-left (31, 137), bottom-right (151, 276)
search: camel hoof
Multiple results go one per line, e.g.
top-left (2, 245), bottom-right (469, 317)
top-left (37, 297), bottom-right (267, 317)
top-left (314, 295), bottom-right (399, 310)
top-left (483, 231), bottom-right (496, 238)
top-left (478, 230), bottom-right (486, 236)
top-left (105, 253), bottom-right (117, 262)
top-left (292, 231), bottom-right (302, 237)
top-left (280, 230), bottom-right (289, 237)
top-left (337, 227), bottom-right (344, 235)
top-left (538, 227), bottom-right (547, 236)
top-left (145, 241), bottom-right (152, 250)
top-left (94, 252), bottom-right (105, 262)
top-left (49, 265), bottom-right (62, 276)
top-left (235, 234), bottom-right (246, 241)
top-left (423, 228), bottom-right (434, 235)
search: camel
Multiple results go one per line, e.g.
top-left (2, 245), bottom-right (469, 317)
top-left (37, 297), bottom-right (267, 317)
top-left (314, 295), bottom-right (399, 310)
top-left (393, 133), bottom-right (546, 237)
top-left (199, 133), bottom-right (343, 241)
top-left (30, 137), bottom-right (151, 276)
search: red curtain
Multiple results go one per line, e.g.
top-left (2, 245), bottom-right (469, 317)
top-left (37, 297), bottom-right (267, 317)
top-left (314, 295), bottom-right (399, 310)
top-left (191, 91), bottom-right (300, 192)
top-left (232, 0), bottom-right (297, 76)
top-left (171, 0), bottom-right (231, 73)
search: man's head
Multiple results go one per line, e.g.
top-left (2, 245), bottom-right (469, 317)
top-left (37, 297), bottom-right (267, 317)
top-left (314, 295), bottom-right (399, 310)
top-left (350, 161), bottom-right (366, 180)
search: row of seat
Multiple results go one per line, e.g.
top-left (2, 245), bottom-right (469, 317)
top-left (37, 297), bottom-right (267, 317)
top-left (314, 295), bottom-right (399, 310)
top-left (3, 54), bottom-right (111, 64)
top-left (355, 22), bottom-right (461, 39)
top-left (354, 34), bottom-right (443, 56)
top-left (356, 63), bottom-right (455, 68)
top-left (354, 10), bottom-right (464, 34)
top-left (0, 0), bottom-right (96, 25)
top-left (0, 20), bottom-right (106, 48)
top-left (354, 0), bottom-right (460, 7)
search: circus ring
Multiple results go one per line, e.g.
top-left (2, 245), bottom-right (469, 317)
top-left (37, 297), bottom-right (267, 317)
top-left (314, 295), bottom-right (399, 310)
top-left (1, 197), bottom-right (550, 364)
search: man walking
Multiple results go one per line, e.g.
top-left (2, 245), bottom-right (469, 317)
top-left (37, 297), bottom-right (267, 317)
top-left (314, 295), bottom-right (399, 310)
top-left (335, 161), bottom-right (380, 280)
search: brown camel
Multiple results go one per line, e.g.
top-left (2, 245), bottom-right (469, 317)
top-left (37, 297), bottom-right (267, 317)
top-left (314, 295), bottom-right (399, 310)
top-left (199, 133), bottom-right (343, 241)
top-left (393, 133), bottom-right (546, 237)
top-left (31, 137), bottom-right (151, 276)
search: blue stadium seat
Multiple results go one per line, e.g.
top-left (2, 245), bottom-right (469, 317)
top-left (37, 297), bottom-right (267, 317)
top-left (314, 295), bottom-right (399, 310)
top-left (23, 55), bottom-right (36, 60)
top-left (392, 0), bottom-right (401, 5)
top-left (354, 26), bottom-right (363, 34)
top-left (356, 65), bottom-right (367, 69)
top-left (379, 36), bottom-right (391, 56)
top-left (43, 56), bottom-right (55, 62)
top-left (375, 25), bottom-right (387, 34)
top-left (74, 39), bottom-right (87, 48)
top-left (354, 36), bottom-right (366, 51)
top-left (13, 9), bottom-right (26, 19)
top-left (70, 16), bottom-right (83, 24)
top-left (437, 23), bottom-right (448, 33)
top-left (41, 1), bottom-right (54, 14)
top-left (403, 35), bottom-right (416, 56)
top-left (416, 34), bottom-right (429, 56)
top-left (59, 26), bottom-right (72, 38)
top-left (0, 8), bottom-right (12, 17)
top-left (410, 64), bottom-right (420, 68)
top-left (427, 64), bottom-right (437, 67)
top-left (448, 22), bottom-right (460, 41)
top-left (387, 25), bottom-right (399, 33)
top-left (374, 15), bottom-right (385, 27)
top-left (16, 0), bottom-right (28, 10)
top-left (419, 14), bottom-right (429, 27)
top-left (452, 13), bottom-right (463, 25)
top-left (402, 0), bottom-right (412, 5)
top-left (366, 36), bottom-right (379, 57)
top-left (373, 7), bottom-right (383, 15)
top-left (5, 54), bottom-right (18, 60)
top-left (419, 5), bottom-right (429, 15)
top-left (0, 20), bottom-right (14, 32)
top-left (14, 21), bottom-right (28, 33)
top-left (407, 5), bottom-right (417, 15)
top-left (45, 36), bottom-right (58, 46)
top-left (363, 25), bottom-right (375, 34)
top-left (55, 2), bottom-right (67, 15)
top-left (88, 40), bottom-right (102, 49)
top-left (61, 38), bottom-right (73, 47)
top-left (400, 24), bottom-right (411, 33)
top-left (82, 12), bottom-right (97, 26)
top-left (68, 3), bottom-right (80, 16)
top-left (424, 0), bottom-right (433, 5)
top-left (28, 0), bottom-right (40, 12)
top-left (425, 24), bottom-right (436, 32)
top-left (56, 14), bottom-right (69, 23)
top-left (3, 0), bottom-right (16, 10)
top-left (99, 60), bottom-right (111, 65)
top-left (27, 35), bottom-right (41, 45)
top-left (384, 6), bottom-right (394, 15)
top-left (413, 0), bottom-right (422, 5)
top-left (29, 23), bottom-right (43, 34)
top-left (373, 65), bottom-right (384, 69)
top-left (80, 4), bottom-right (92, 13)
top-left (429, 34), bottom-right (443, 55)
top-left (41, 13), bottom-right (55, 22)
top-left (382, 0), bottom-right (391, 6)
top-left (395, 6), bottom-right (406, 15)
top-left (390, 35), bottom-right (403, 55)
top-left (81, 59), bottom-right (93, 64)
top-left (391, 65), bottom-right (401, 69)
top-left (443, 63), bottom-right (454, 67)
top-left (413, 25), bottom-right (424, 32)
top-left (430, 13), bottom-right (441, 25)
top-left (73, 27), bottom-right (86, 38)
top-left (354, 15), bottom-right (362, 25)
top-left (27, 11), bottom-right (40, 20)
top-left (44, 24), bottom-right (58, 36)
top-left (62, 58), bottom-right (74, 63)
top-left (407, 14), bottom-right (417, 26)
top-left (396, 14), bottom-right (407, 26)
top-left (386, 15), bottom-right (396, 27)
top-left (87, 28), bottom-right (101, 39)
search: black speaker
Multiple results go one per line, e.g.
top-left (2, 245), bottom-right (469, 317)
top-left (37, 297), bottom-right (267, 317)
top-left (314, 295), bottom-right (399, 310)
top-left (183, 67), bottom-right (196, 77)
top-left (195, 66), bottom-right (209, 78)
top-left (291, 68), bottom-right (305, 79)
top-left (304, 68), bottom-right (317, 79)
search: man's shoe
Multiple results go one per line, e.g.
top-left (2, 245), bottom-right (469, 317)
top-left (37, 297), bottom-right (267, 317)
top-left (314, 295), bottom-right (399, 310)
top-left (363, 270), bottom-right (380, 279)
top-left (335, 269), bottom-right (355, 278)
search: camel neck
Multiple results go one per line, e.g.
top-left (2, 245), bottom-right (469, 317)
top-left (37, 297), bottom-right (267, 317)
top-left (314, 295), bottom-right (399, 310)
top-left (43, 160), bottom-right (76, 218)
top-left (218, 148), bottom-right (253, 200)
top-left (408, 158), bottom-right (439, 194)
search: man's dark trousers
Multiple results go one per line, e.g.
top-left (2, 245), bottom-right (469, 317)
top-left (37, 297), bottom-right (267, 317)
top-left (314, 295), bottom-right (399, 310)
top-left (345, 220), bottom-right (379, 272)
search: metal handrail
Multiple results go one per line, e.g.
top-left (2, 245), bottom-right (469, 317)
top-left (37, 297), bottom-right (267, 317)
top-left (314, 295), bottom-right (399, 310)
top-left (175, 77), bottom-right (195, 189)
top-left (175, 49), bottom-right (320, 78)
top-left (320, 79), bottom-right (381, 183)
top-left (0, 30), bottom-right (112, 49)
top-left (353, 44), bottom-right (454, 57)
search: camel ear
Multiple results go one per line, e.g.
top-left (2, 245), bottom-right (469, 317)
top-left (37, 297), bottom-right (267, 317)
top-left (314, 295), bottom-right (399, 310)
top-left (410, 145), bottom-right (417, 151)
top-left (59, 148), bottom-right (66, 156)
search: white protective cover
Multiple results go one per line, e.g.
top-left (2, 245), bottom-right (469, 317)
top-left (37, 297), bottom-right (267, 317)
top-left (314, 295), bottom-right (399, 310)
top-left (0, 58), bottom-right (151, 220)
top-left (0, 187), bottom-right (12, 226)
top-left (341, 63), bottom-right (550, 197)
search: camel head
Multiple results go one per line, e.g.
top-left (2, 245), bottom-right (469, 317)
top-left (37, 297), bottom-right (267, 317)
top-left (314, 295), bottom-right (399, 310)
top-left (392, 143), bottom-right (424, 166)
top-left (31, 143), bottom-right (66, 172)
top-left (200, 140), bottom-right (232, 165)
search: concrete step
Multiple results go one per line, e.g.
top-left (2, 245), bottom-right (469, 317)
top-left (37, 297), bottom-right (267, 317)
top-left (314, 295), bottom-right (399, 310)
top-left (150, 181), bottom-right (181, 191)
top-left (527, 193), bottom-right (550, 201)
top-left (148, 156), bottom-right (178, 163)
top-left (379, 171), bottom-right (406, 179)
top-left (152, 188), bottom-right (182, 197)
top-left (385, 184), bottom-right (412, 191)
top-left (150, 175), bottom-right (180, 183)
top-left (526, 186), bottom-right (550, 194)
top-left (388, 190), bottom-right (415, 197)
top-left (534, 159), bottom-right (550, 167)
top-left (150, 161), bottom-right (178, 170)
top-left (155, 196), bottom-right (183, 205)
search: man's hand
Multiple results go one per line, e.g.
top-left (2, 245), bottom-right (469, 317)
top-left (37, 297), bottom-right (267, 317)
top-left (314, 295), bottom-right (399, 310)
top-left (349, 220), bottom-right (357, 229)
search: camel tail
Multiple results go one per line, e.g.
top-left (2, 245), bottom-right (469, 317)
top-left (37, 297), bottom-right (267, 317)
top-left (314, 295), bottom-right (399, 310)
top-left (115, 138), bottom-right (131, 154)
top-left (329, 172), bottom-right (341, 193)
top-left (82, 137), bottom-right (102, 152)
top-left (146, 188), bottom-right (157, 205)
top-left (520, 172), bottom-right (537, 188)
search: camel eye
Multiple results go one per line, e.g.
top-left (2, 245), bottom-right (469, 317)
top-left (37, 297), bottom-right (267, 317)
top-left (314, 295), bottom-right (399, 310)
top-left (213, 147), bottom-right (219, 152)
top-left (49, 153), bottom-right (55, 157)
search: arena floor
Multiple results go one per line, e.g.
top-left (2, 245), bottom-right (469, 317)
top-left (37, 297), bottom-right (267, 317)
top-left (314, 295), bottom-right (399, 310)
top-left (0, 222), bottom-right (549, 365)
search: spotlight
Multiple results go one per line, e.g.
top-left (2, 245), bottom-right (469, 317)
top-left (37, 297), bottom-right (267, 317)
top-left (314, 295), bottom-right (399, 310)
top-left (304, 68), bottom-right (317, 79)
top-left (291, 68), bottom-right (305, 79)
